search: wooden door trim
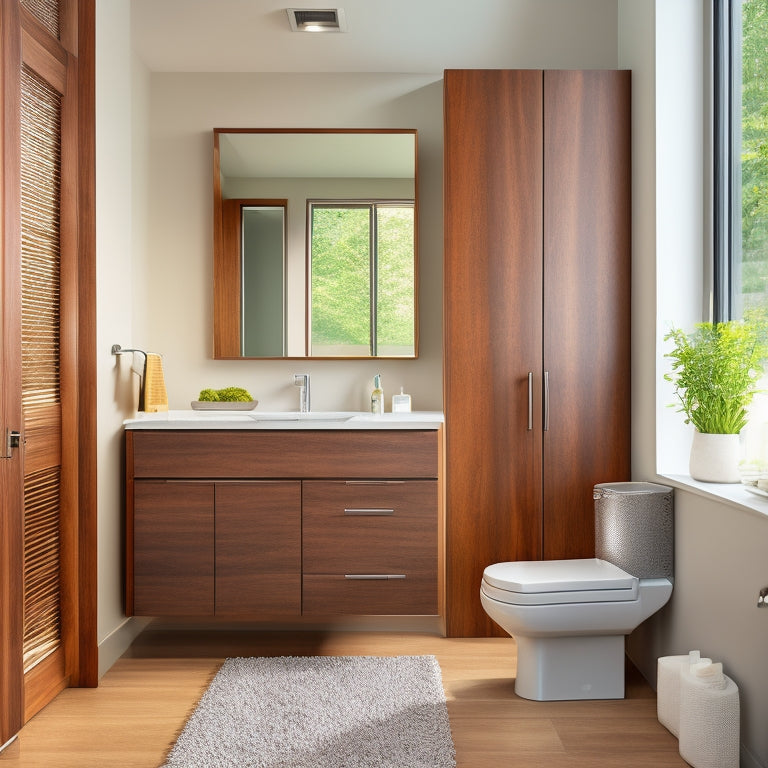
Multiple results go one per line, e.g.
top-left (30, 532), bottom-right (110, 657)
top-left (72, 0), bottom-right (97, 689)
top-left (0, 0), bottom-right (25, 744)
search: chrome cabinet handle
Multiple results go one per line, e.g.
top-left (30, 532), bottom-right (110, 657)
top-left (527, 372), bottom-right (533, 431)
top-left (345, 480), bottom-right (405, 485)
top-left (344, 574), bottom-right (406, 580)
top-left (343, 508), bottom-right (395, 516)
top-left (543, 370), bottom-right (550, 431)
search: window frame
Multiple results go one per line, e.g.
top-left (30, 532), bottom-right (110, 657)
top-left (713, 0), bottom-right (748, 323)
top-left (306, 198), bottom-right (415, 357)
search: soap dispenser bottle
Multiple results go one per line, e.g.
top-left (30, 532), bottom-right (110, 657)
top-left (371, 374), bottom-right (384, 415)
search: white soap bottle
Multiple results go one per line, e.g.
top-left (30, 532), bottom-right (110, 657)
top-left (392, 387), bottom-right (412, 413)
top-left (371, 374), bottom-right (384, 415)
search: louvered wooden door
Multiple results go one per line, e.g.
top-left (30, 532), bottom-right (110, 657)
top-left (1, 0), bottom-right (97, 746)
top-left (19, 57), bottom-right (70, 716)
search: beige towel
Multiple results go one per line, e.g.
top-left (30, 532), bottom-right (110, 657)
top-left (143, 353), bottom-right (168, 412)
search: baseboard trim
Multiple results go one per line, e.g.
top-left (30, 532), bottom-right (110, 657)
top-left (98, 616), bottom-right (152, 678)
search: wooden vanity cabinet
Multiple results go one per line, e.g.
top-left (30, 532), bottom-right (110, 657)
top-left (125, 428), bottom-right (441, 620)
top-left (302, 480), bottom-right (438, 615)
top-left (131, 480), bottom-right (301, 617)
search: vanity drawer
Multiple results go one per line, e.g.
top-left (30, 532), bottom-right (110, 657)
top-left (302, 480), bottom-right (438, 573)
top-left (303, 574), bottom-right (437, 615)
top-left (129, 430), bottom-right (438, 479)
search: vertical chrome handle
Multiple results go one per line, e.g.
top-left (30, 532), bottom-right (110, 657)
top-left (543, 371), bottom-right (550, 431)
top-left (527, 372), bottom-right (533, 431)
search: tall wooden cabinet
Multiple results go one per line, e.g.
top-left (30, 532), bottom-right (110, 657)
top-left (443, 69), bottom-right (631, 637)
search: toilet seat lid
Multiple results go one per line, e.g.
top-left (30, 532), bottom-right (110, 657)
top-left (483, 558), bottom-right (637, 593)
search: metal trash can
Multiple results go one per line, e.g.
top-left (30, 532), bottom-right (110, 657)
top-left (593, 482), bottom-right (674, 578)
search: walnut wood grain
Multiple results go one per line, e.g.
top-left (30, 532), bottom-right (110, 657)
top-left (302, 574), bottom-right (437, 615)
top-left (132, 482), bottom-right (215, 616)
top-left (130, 429), bottom-right (439, 479)
top-left (444, 69), bottom-right (545, 638)
top-left (215, 482), bottom-right (301, 616)
top-left (214, 198), bottom-right (242, 358)
top-left (542, 70), bottom-right (631, 559)
top-left (443, 69), bottom-right (631, 637)
top-left (302, 480), bottom-right (437, 574)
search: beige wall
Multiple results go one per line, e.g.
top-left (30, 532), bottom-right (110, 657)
top-left (95, 0), bottom-right (151, 673)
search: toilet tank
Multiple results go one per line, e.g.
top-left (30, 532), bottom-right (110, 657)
top-left (593, 482), bottom-right (674, 578)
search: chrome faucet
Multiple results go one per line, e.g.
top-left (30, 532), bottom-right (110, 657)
top-left (293, 373), bottom-right (310, 412)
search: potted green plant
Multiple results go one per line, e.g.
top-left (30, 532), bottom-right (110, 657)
top-left (665, 319), bottom-right (768, 482)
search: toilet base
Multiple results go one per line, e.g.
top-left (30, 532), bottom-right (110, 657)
top-left (514, 634), bottom-right (626, 701)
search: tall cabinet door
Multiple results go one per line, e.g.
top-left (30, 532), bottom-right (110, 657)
top-left (542, 71), bottom-right (631, 560)
top-left (444, 70), bottom-right (544, 638)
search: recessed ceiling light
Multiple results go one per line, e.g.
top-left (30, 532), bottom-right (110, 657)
top-left (287, 8), bottom-right (347, 32)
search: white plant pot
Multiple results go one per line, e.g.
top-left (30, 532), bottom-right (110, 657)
top-left (689, 431), bottom-right (741, 483)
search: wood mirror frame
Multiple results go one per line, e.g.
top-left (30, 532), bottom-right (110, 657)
top-left (213, 128), bottom-right (419, 359)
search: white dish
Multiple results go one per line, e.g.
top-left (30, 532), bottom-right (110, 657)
top-left (190, 400), bottom-right (258, 411)
top-left (743, 484), bottom-right (768, 499)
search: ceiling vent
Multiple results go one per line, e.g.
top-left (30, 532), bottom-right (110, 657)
top-left (287, 8), bottom-right (347, 32)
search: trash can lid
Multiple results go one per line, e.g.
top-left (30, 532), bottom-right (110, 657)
top-left (594, 481), bottom-right (673, 495)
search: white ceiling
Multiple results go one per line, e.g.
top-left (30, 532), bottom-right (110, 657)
top-left (130, 0), bottom-right (618, 74)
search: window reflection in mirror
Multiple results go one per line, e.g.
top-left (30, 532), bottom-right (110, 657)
top-left (213, 129), bottom-right (418, 359)
top-left (308, 201), bottom-right (415, 356)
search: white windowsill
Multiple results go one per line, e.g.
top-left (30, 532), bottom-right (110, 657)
top-left (658, 473), bottom-right (768, 522)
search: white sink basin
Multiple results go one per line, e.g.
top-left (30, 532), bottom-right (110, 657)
top-left (249, 411), bottom-right (363, 422)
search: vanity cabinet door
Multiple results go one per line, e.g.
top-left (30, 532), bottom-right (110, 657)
top-left (302, 480), bottom-right (438, 615)
top-left (132, 481), bottom-right (214, 616)
top-left (215, 482), bottom-right (301, 616)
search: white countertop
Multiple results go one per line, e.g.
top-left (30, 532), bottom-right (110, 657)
top-left (123, 410), bottom-right (444, 430)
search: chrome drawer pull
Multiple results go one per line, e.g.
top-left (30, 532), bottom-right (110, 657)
top-left (344, 480), bottom-right (406, 485)
top-left (343, 508), bottom-right (395, 516)
top-left (344, 574), bottom-right (406, 580)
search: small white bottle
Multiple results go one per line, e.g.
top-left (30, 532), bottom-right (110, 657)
top-left (392, 387), bottom-right (412, 413)
top-left (371, 374), bottom-right (384, 415)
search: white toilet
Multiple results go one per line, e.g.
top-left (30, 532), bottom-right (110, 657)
top-left (480, 482), bottom-right (673, 701)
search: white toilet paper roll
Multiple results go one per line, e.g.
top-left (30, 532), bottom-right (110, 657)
top-left (657, 651), bottom-right (709, 737)
top-left (678, 664), bottom-right (740, 768)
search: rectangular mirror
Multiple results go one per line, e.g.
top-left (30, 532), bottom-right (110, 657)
top-left (213, 129), bottom-right (418, 359)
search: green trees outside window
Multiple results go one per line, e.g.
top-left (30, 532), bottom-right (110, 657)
top-left (309, 202), bottom-right (415, 356)
top-left (739, 0), bottom-right (768, 311)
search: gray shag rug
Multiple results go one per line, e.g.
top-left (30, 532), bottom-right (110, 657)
top-left (162, 655), bottom-right (457, 768)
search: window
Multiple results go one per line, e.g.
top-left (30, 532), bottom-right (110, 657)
top-left (714, 0), bottom-right (768, 322)
top-left (307, 201), bottom-right (415, 357)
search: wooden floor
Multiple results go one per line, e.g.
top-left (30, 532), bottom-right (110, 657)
top-left (1, 630), bottom-right (688, 767)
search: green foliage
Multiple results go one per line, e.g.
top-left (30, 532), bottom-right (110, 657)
top-left (310, 204), bottom-right (414, 353)
top-left (740, 0), bottom-right (768, 303)
top-left (198, 386), bottom-right (252, 402)
top-left (664, 320), bottom-right (768, 434)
